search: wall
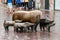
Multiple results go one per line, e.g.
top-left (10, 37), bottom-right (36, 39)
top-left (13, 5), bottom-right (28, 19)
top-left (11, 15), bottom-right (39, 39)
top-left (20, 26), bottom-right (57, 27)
top-left (0, 0), bottom-right (1, 3)
top-left (49, 0), bottom-right (54, 11)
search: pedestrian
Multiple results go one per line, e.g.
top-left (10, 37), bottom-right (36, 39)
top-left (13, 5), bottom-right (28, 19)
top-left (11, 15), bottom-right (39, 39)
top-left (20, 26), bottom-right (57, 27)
top-left (28, 0), bottom-right (32, 10)
top-left (24, 0), bottom-right (28, 10)
top-left (16, 0), bottom-right (21, 7)
top-left (7, 0), bottom-right (13, 14)
top-left (6, 0), bottom-right (13, 21)
top-left (15, 0), bottom-right (22, 10)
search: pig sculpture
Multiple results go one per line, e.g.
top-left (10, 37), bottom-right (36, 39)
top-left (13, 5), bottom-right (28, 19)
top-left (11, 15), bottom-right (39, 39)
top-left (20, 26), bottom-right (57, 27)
top-left (12, 10), bottom-right (42, 32)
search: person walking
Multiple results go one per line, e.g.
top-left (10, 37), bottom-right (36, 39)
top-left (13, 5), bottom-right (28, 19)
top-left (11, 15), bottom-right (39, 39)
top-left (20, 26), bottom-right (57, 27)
top-left (24, 0), bottom-right (28, 10)
top-left (6, 0), bottom-right (13, 21)
top-left (7, 0), bottom-right (13, 14)
top-left (16, 0), bottom-right (21, 7)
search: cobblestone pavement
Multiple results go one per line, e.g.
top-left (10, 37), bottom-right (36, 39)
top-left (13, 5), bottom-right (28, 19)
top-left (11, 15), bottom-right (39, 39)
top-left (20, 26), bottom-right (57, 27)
top-left (0, 3), bottom-right (60, 40)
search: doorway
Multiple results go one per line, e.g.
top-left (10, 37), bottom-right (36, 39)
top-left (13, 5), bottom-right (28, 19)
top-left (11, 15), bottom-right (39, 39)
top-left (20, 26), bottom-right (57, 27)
top-left (45, 0), bottom-right (49, 10)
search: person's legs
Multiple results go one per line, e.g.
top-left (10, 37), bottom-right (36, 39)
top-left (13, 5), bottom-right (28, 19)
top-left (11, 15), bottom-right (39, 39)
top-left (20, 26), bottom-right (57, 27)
top-left (24, 2), bottom-right (28, 10)
top-left (7, 3), bottom-right (13, 14)
top-left (16, 3), bottom-right (20, 7)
